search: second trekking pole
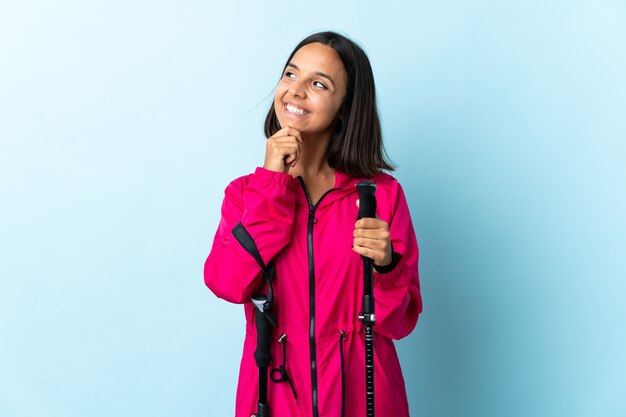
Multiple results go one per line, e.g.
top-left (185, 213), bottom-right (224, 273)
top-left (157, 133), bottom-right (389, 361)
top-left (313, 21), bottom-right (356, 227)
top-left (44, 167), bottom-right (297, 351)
top-left (356, 180), bottom-right (377, 417)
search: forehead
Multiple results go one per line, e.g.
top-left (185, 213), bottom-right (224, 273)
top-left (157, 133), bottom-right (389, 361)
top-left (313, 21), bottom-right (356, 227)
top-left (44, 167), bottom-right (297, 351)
top-left (290, 42), bottom-right (346, 80)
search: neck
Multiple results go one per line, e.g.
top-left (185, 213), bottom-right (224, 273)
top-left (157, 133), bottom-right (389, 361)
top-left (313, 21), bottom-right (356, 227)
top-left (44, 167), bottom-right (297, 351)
top-left (288, 130), bottom-right (335, 181)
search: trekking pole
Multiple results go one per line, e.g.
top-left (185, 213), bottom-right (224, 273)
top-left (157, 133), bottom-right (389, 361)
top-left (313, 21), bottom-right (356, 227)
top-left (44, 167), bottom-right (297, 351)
top-left (232, 223), bottom-right (277, 417)
top-left (251, 291), bottom-right (277, 417)
top-left (356, 180), bottom-right (377, 417)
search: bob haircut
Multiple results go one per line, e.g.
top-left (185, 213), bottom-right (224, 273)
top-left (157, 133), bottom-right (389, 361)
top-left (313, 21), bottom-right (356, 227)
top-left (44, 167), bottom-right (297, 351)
top-left (264, 31), bottom-right (395, 177)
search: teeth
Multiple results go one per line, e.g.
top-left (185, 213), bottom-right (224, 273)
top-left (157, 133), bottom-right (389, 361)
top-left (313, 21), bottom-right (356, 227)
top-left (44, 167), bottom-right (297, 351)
top-left (286, 103), bottom-right (308, 116)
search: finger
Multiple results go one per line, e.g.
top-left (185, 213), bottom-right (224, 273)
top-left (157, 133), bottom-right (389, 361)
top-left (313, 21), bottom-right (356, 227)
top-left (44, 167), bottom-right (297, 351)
top-left (280, 146), bottom-right (300, 165)
top-left (352, 244), bottom-right (381, 262)
top-left (274, 125), bottom-right (302, 137)
top-left (269, 127), bottom-right (303, 143)
top-left (353, 236), bottom-right (387, 250)
top-left (355, 218), bottom-right (388, 229)
top-left (354, 228), bottom-right (390, 240)
top-left (283, 148), bottom-right (299, 165)
top-left (269, 135), bottom-right (303, 144)
top-left (283, 126), bottom-right (303, 142)
top-left (268, 126), bottom-right (290, 140)
top-left (284, 134), bottom-right (303, 143)
top-left (273, 142), bottom-right (300, 155)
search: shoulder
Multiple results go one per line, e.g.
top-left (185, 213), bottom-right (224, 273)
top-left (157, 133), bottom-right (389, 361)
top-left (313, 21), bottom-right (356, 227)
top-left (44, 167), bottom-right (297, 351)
top-left (225, 173), bottom-right (254, 194)
top-left (371, 172), bottom-right (405, 202)
top-left (372, 172), bottom-right (399, 186)
top-left (225, 172), bottom-right (255, 193)
top-left (221, 172), bottom-right (254, 209)
top-left (223, 167), bottom-right (296, 200)
top-left (357, 172), bottom-right (409, 221)
top-left (340, 170), bottom-right (406, 206)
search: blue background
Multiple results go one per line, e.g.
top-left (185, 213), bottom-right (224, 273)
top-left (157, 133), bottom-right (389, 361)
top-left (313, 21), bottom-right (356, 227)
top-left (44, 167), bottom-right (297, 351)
top-left (1, 1), bottom-right (624, 416)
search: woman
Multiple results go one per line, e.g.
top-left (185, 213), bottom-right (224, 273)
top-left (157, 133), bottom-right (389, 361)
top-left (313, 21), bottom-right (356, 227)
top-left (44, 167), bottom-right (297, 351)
top-left (204, 31), bottom-right (423, 417)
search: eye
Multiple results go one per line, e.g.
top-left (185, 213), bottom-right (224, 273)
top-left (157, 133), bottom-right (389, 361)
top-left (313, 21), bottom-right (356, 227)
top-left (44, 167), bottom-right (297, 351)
top-left (313, 81), bottom-right (327, 89)
top-left (284, 71), bottom-right (295, 78)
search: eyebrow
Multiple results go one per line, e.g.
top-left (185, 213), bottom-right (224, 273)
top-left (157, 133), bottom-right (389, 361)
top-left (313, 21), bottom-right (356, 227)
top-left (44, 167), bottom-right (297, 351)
top-left (286, 63), bottom-right (336, 88)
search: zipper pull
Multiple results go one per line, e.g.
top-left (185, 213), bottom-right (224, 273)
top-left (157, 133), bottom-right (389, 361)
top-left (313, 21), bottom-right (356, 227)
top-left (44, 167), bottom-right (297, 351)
top-left (270, 333), bottom-right (298, 403)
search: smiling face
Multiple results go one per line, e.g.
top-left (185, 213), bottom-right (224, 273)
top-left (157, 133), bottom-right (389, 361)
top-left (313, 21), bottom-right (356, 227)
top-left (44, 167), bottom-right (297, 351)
top-left (274, 42), bottom-right (347, 137)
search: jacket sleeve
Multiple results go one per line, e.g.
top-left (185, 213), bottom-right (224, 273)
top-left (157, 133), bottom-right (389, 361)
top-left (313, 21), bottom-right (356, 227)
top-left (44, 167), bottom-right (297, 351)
top-left (373, 181), bottom-right (423, 340)
top-left (204, 167), bottom-right (297, 303)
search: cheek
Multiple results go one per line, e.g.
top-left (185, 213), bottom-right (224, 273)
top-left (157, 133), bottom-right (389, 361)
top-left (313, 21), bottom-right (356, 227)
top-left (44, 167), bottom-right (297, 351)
top-left (273, 91), bottom-right (282, 106)
top-left (273, 95), bottom-right (286, 127)
top-left (273, 83), bottom-right (287, 103)
top-left (321, 100), bottom-right (342, 120)
top-left (273, 90), bottom-right (287, 113)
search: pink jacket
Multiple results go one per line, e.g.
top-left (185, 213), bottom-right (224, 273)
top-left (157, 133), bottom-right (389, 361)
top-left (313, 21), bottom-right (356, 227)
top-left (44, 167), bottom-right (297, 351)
top-left (204, 167), bottom-right (423, 417)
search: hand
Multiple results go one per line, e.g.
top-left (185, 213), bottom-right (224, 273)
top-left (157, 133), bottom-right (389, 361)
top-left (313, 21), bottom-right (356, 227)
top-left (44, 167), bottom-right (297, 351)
top-left (352, 199), bottom-right (393, 266)
top-left (263, 126), bottom-right (303, 174)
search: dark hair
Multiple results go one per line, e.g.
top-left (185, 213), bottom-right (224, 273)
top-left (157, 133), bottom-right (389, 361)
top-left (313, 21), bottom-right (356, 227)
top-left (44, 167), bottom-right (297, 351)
top-left (264, 31), bottom-right (395, 177)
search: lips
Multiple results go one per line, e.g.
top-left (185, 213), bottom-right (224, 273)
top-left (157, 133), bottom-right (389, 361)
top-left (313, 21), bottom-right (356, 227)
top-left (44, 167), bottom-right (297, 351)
top-left (284, 102), bottom-right (310, 117)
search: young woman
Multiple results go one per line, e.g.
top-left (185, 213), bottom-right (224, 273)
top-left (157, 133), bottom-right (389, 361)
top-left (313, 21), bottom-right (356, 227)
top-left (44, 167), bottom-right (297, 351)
top-left (204, 31), bottom-right (423, 417)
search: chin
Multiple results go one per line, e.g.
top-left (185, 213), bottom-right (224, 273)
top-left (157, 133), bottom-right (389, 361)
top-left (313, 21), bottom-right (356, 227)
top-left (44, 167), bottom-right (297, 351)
top-left (278, 117), bottom-right (304, 130)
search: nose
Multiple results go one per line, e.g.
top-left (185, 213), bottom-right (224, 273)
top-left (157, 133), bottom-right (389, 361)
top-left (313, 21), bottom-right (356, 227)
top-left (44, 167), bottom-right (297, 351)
top-left (288, 80), bottom-right (306, 98)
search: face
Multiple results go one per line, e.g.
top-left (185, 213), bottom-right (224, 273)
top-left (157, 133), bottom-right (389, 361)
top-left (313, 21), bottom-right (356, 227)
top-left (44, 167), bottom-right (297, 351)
top-left (274, 42), bottom-right (347, 136)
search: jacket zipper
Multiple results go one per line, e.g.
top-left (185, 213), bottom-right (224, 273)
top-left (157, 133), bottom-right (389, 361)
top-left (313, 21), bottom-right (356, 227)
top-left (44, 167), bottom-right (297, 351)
top-left (297, 177), bottom-right (338, 417)
top-left (339, 330), bottom-right (347, 417)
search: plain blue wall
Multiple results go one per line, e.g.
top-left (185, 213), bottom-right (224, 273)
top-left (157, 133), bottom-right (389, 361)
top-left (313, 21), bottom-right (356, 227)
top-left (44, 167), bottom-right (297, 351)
top-left (1, 1), bottom-right (624, 416)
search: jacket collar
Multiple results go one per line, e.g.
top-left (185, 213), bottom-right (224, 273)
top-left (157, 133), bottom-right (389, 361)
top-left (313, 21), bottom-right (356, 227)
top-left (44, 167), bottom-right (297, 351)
top-left (294, 168), bottom-right (395, 209)
top-left (333, 168), bottom-right (395, 190)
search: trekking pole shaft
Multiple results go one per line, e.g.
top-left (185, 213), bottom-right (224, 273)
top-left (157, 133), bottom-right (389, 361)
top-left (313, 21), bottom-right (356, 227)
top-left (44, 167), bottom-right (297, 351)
top-left (365, 323), bottom-right (375, 417)
top-left (356, 180), bottom-right (377, 417)
top-left (362, 257), bottom-right (375, 417)
top-left (254, 305), bottom-right (272, 417)
top-left (257, 366), bottom-right (269, 417)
